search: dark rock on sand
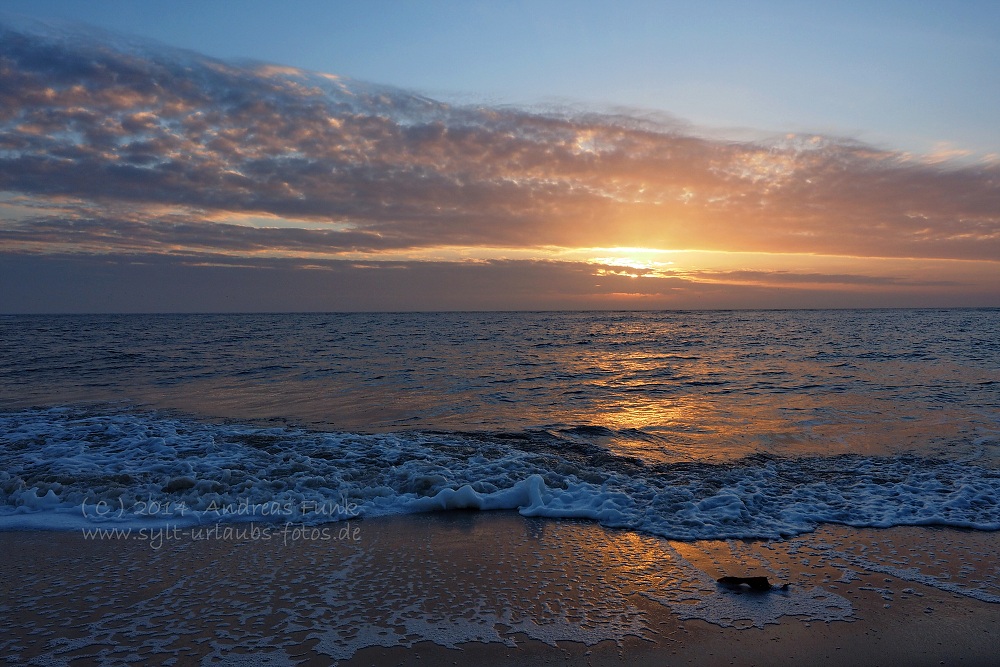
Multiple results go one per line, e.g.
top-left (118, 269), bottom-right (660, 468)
top-left (717, 575), bottom-right (785, 592)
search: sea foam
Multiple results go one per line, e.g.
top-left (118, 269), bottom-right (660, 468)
top-left (2, 407), bottom-right (999, 538)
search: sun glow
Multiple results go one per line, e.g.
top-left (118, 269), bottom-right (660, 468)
top-left (583, 247), bottom-right (677, 278)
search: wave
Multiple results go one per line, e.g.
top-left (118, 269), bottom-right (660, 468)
top-left (2, 407), bottom-right (999, 537)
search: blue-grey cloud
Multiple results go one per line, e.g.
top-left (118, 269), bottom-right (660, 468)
top-left (0, 213), bottom-right (409, 253)
top-left (3, 251), bottom-right (989, 314)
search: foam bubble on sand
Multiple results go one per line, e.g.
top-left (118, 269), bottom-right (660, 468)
top-left (641, 554), bottom-right (855, 629)
top-left (7, 517), bottom-right (1000, 665)
top-left (824, 547), bottom-right (1000, 604)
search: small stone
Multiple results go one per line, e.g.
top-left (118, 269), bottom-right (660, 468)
top-left (717, 575), bottom-right (773, 591)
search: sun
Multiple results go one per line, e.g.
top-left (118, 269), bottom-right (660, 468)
top-left (583, 247), bottom-right (676, 279)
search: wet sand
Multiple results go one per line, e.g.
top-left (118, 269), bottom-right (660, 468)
top-left (2, 512), bottom-right (998, 666)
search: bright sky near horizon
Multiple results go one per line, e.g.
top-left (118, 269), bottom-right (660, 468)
top-left (1, 1), bottom-right (998, 311)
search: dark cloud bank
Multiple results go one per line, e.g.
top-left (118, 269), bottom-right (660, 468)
top-left (5, 253), bottom-right (991, 313)
top-left (1, 19), bottom-right (998, 311)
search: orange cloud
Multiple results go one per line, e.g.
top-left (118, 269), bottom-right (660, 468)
top-left (0, 19), bottom-right (997, 309)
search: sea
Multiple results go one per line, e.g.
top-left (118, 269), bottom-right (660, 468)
top-left (1, 309), bottom-right (999, 539)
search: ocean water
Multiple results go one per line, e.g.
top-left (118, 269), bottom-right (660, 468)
top-left (1, 309), bottom-right (998, 538)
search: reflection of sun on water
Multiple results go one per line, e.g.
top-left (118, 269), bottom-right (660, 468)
top-left (595, 401), bottom-right (689, 430)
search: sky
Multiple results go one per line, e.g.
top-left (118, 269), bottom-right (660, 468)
top-left (1, 1), bottom-right (998, 312)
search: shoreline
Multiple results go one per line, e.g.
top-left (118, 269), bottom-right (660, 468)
top-left (2, 512), bottom-right (998, 666)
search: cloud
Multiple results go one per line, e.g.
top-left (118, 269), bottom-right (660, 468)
top-left (687, 269), bottom-right (959, 288)
top-left (2, 251), bottom-right (993, 314)
top-left (1, 18), bottom-right (998, 268)
top-left (0, 19), bottom-right (997, 313)
top-left (0, 211), bottom-right (407, 254)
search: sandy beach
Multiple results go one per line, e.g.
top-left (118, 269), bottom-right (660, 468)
top-left (2, 512), bottom-right (998, 666)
